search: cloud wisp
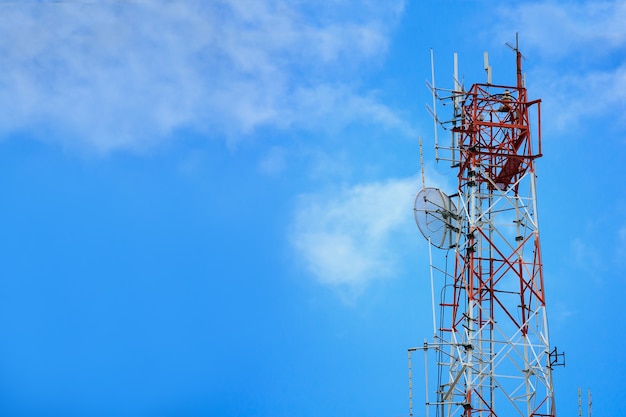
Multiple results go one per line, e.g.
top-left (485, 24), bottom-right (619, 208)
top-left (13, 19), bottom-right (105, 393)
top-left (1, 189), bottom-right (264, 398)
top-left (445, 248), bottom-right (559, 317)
top-left (290, 176), bottom-right (417, 295)
top-left (0, 0), bottom-right (407, 152)
top-left (493, 1), bottom-right (626, 133)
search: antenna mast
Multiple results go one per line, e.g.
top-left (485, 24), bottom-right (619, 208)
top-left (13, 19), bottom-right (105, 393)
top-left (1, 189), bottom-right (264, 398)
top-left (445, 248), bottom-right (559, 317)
top-left (411, 38), bottom-right (562, 417)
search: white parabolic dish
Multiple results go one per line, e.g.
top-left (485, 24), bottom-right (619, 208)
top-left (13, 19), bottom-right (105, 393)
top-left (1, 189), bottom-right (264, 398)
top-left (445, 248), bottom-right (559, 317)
top-left (413, 187), bottom-right (459, 249)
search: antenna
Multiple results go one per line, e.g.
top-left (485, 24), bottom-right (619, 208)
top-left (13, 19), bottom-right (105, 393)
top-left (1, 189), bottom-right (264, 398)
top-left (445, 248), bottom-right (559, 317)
top-left (578, 386), bottom-right (582, 417)
top-left (453, 53), bottom-right (460, 93)
top-left (419, 138), bottom-right (426, 189)
top-left (410, 39), bottom-right (557, 417)
top-left (413, 187), bottom-right (459, 249)
top-left (483, 51), bottom-right (492, 84)
top-left (579, 387), bottom-right (593, 417)
top-left (452, 53), bottom-right (461, 167)
top-left (505, 32), bottom-right (520, 53)
top-left (430, 49), bottom-right (439, 161)
top-left (506, 32), bottom-right (526, 89)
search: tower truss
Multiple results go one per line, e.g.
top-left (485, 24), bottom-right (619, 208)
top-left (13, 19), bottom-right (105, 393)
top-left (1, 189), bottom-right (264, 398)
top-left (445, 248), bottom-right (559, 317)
top-left (411, 45), bottom-right (561, 417)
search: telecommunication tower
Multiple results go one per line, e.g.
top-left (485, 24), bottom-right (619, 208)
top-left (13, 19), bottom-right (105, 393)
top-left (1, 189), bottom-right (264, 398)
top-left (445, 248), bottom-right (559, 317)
top-left (409, 39), bottom-right (563, 417)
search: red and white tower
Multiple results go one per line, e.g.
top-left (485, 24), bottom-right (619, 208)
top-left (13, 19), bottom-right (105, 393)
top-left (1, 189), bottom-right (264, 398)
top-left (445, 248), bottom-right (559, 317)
top-left (411, 41), bottom-right (562, 417)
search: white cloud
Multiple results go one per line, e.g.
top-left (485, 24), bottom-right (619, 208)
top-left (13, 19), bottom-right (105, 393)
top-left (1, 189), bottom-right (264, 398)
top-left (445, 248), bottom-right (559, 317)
top-left (492, 1), bottom-right (626, 133)
top-left (285, 85), bottom-right (418, 137)
top-left (290, 176), bottom-right (417, 293)
top-left (497, 1), bottom-right (626, 61)
top-left (0, 0), bottom-right (407, 152)
top-left (536, 63), bottom-right (626, 131)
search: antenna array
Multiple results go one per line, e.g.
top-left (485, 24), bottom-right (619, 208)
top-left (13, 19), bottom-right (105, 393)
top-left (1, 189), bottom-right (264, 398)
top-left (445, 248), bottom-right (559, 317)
top-left (411, 40), bottom-right (562, 417)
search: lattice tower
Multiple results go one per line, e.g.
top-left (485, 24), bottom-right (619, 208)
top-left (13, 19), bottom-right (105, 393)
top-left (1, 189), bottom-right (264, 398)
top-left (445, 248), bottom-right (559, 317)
top-left (410, 44), bottom-right (562, 417)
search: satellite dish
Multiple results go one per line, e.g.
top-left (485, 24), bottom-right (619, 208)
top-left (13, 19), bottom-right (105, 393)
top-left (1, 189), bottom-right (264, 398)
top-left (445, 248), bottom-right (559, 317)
top-left (414, 187), bottom-right (460, 249)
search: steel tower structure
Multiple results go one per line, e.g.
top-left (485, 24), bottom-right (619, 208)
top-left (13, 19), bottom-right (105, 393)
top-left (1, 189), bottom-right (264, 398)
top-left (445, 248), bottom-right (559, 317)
top-left (411, 43), bottom-right (562, 417)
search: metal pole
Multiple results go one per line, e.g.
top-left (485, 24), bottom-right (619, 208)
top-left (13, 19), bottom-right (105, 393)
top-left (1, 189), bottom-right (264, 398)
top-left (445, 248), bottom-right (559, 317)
top-left (429, 238), bottom-right (437, 337)
top-left (431, 49), bottom-right (439, 162)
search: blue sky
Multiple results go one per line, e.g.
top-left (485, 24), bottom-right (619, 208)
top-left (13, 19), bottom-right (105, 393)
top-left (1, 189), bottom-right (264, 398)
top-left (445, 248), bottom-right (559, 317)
top-left (0, 0), bottom-right (624, 415)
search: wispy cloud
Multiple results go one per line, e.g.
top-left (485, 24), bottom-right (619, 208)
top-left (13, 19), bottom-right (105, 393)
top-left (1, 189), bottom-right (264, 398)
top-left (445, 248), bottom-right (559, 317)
top-left (497, 1), bottom-right (626, 61)
top-left (493, 1), bottom-right (626, 133)
top-left (285, 85), bottom-right (418, 137)
top-left (537, 64), bottom-right (626, 131)
top-left (290, 176), bottom-right (417, 295)
top-left (0, 0), bottom-right (407, 152)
